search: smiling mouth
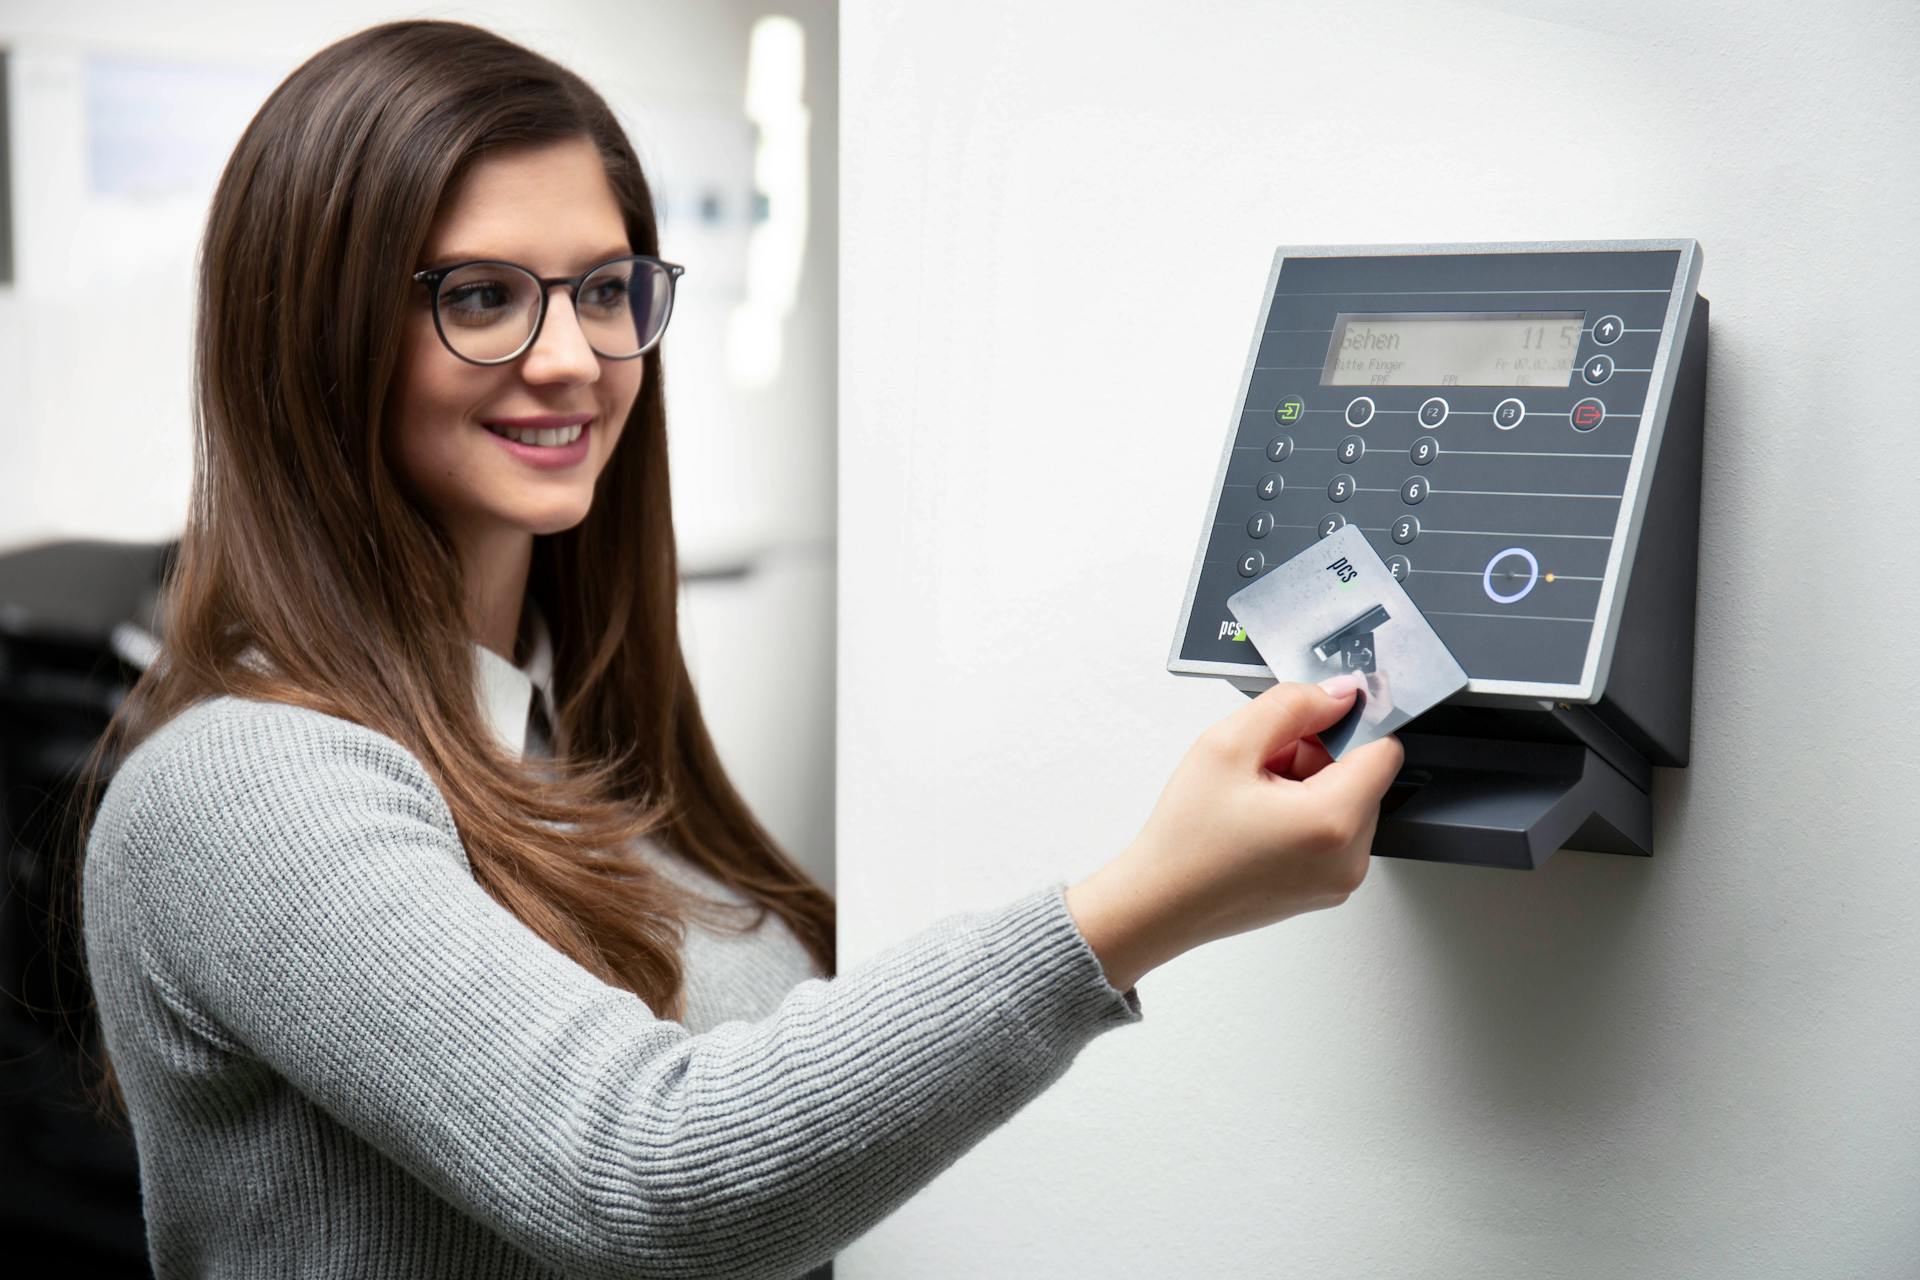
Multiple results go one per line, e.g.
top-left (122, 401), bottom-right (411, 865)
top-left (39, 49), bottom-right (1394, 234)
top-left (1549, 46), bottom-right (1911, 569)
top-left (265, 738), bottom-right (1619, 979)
top-left (482, 420), bottom-right (589, 447)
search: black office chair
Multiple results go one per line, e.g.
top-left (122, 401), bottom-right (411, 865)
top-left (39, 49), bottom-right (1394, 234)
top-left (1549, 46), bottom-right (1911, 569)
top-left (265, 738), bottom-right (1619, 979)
top-left (0, 536), bottom-right (176, 1275)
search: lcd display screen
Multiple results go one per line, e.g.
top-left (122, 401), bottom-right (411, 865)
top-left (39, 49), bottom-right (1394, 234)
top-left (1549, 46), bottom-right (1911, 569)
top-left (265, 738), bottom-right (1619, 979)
top-left (1319, 312), bottom-right (1585, 387)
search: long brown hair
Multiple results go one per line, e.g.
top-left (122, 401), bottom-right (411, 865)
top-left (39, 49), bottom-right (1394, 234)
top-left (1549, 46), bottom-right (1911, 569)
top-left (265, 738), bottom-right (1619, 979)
top-left (59, 19), bottom-right (835, 1122)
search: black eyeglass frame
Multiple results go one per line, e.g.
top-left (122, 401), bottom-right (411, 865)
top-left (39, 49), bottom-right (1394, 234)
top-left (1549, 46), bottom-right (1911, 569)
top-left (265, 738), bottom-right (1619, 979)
top-left (411, 252), bottom-right (687, 366)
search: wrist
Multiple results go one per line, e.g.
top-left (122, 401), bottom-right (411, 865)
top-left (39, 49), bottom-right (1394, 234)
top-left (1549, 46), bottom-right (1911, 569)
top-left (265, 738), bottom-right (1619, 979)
top-left (1063, 846), bottom-right (1182, 994)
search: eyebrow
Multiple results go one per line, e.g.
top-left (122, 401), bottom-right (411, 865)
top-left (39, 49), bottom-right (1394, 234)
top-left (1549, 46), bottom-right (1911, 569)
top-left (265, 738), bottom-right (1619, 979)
top-left (424, 245), bottom-right (635, 273)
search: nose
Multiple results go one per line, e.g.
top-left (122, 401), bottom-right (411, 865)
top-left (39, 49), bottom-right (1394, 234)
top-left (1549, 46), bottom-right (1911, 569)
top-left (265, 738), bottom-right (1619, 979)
top-left (520, 284), bottom-right (602, 386)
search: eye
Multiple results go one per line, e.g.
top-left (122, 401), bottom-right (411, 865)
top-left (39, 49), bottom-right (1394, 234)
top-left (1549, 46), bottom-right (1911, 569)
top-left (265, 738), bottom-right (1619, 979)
top-left (580, 275), bottom-right (631, 313)
top-left (443, 280), bottom-right (515, 318)
top-left (434, 263), bottom-right (536, 328)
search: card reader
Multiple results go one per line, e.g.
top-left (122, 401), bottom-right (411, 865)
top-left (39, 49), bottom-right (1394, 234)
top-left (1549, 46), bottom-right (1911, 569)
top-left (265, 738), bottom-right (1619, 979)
top-left (1170, 240), bottom-right (1708, 869)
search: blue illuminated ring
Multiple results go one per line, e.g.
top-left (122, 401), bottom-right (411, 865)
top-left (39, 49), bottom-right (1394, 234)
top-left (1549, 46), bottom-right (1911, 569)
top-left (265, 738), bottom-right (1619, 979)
top-left (1482, 547), bottom-right (1539, 604)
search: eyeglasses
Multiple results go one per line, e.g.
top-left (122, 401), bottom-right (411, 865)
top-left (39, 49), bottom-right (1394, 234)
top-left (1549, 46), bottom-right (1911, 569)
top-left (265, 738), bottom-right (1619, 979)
top-left (411, 253), bottom-right (686, 365)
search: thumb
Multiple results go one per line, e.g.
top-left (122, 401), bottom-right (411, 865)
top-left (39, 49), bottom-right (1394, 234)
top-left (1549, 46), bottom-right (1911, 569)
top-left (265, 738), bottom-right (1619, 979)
top-left (1303, 731), bottom-right (1406, 809)
top-left (1216, 675), bottom-right (1365, 768)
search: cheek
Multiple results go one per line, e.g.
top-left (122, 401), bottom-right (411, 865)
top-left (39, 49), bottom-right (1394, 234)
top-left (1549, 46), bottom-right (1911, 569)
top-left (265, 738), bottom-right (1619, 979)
top-left (599, 363), bottom-right (646, 451)
top-left (388, 324), bottom-right (479, 486)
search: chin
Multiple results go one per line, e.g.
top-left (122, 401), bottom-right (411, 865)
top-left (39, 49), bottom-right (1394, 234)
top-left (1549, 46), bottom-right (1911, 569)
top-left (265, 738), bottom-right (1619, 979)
top-left (514, 501), bottom-right (595, 536)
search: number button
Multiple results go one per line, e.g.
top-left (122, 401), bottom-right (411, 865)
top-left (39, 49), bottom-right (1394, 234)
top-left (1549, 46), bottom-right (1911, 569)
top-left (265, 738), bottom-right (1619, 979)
top-left (1418, 397), bottom-right (1449, 428)
top-left (1410, 436), bottom-right (1438, 466)
top-left (1494, 398), bottom-right (1525, 430)
top-left (1400, 476), bottom-right (1429, 504)
top-left (1337, 436), bottom-right (1365, 464)
top-left (1317, 513), bottom-right (1347, 538)
top-left (1391, 515), bottom-right (1420, 544)
top-left (1267, 436), bottom-right (1294, 462)
top-left (1247, 511), bottom-right (1274, 538)
top-left (1344, 396), bottom-right (1375, 428)
top-left (1256, 472), bottom-right (1284, 500)
top-left (1386, 554), bottom-right (1411, 582)
top-left (1328, 473), bottom-right (1356, 502)
top-left (1274, 395), bottom-right (1306, 425)
top-left (1238, 550), bottom-right (1265, 577)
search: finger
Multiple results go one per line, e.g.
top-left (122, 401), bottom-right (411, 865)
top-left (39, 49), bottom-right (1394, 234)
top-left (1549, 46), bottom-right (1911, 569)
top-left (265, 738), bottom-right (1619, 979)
top-left (1302, 732), bottom-right (1406, 806)
top-left (1285, 734), bottom-right (1334, 780)
top-left (1261, 739), bottom-right (1301, 776)
top-left (1217, 677), bottom-right (1365, 769)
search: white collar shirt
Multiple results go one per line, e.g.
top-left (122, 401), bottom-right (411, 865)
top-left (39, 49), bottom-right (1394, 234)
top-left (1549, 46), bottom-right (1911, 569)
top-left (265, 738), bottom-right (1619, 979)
top-left (471, 599), bottom-right (558, 759)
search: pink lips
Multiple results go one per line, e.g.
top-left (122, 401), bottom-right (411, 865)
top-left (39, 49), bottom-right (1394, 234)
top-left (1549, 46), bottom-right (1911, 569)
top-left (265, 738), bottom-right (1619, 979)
top-left (480, 416), bottom-right (592, 469)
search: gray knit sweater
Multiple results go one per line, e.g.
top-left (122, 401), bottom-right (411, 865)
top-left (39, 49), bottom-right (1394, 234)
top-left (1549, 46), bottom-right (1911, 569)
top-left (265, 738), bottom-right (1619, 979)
top-left (81, 691), bottom-right (1143, 1278)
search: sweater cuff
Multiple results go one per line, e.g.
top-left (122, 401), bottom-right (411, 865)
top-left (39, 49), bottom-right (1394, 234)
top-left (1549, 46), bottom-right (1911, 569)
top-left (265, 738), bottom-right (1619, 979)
top-left (968, 880), bottom-right (1144, 1068)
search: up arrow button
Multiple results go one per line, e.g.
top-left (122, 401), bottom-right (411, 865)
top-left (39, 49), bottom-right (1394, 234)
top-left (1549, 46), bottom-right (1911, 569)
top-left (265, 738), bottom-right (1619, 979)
top-left (1593, 314), bottom-right (1624, 346)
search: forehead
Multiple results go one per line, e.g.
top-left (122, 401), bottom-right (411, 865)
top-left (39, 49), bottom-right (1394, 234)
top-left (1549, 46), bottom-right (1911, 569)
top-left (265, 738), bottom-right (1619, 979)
top-left (423, 135), bottom-right (630, 273)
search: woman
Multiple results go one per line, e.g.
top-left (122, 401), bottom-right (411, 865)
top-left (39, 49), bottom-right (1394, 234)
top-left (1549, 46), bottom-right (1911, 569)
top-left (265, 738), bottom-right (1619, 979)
top-left (70, 19), bottom-right (1401, 1279)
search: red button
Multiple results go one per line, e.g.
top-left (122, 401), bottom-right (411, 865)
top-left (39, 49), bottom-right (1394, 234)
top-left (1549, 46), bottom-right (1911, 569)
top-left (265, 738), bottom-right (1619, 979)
top-left (1570, 398), bottom-right (1606, 431)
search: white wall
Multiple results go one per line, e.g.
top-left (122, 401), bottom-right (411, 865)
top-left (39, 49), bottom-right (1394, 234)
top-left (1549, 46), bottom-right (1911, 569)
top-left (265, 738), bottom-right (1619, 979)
top-left (0, 0), bottom-right (836, 890)
top-left (839, 1), bottom-right (1919, 1274)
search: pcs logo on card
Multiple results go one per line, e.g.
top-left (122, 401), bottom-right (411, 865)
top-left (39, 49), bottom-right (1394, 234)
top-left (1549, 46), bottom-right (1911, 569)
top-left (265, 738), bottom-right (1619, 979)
top-left (1221, 554), bottom-right (1363, 640)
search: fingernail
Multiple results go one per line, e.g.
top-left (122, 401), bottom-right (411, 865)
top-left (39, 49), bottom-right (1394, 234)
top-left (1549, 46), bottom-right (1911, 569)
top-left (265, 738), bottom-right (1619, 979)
top-left (1317, 672), bottom-right (1364, 697)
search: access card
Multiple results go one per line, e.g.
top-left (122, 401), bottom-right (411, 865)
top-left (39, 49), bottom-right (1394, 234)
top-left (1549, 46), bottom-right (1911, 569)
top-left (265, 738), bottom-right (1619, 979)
top-left (1225, 523), bottom-right (1468, 758)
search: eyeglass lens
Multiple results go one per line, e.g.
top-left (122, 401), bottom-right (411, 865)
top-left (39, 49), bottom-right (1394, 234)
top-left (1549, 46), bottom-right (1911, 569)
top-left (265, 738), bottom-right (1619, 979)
top-left (435, 258), bottom-right (673, 362)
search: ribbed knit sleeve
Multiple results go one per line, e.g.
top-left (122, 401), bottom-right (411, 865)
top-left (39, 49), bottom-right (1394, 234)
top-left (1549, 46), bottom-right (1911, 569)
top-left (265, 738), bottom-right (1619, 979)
top-left (94, 698), bottom-right (1141, 1279)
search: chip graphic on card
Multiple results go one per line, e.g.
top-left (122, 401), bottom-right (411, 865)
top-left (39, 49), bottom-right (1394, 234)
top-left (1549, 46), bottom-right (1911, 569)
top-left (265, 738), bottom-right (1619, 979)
top-left (1225, 524), bottom-right (1469, 759)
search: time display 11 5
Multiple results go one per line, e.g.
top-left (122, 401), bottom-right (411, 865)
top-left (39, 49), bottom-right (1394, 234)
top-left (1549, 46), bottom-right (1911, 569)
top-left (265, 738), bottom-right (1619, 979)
top-left (1319, 312), bottom-right (1586, 387)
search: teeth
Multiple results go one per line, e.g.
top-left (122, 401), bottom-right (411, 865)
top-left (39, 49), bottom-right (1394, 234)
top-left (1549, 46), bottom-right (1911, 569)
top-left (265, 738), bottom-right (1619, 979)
top-left (485, 422), bottom-right (584, 447)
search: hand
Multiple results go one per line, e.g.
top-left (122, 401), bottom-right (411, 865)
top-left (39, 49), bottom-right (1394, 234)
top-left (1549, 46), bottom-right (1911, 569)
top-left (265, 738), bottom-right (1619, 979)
top-left (1065, 676), bottom-right (1405, 992)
